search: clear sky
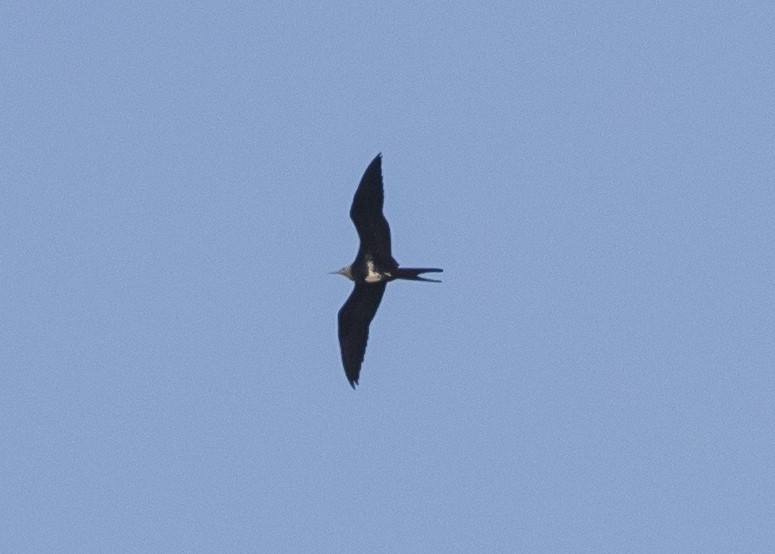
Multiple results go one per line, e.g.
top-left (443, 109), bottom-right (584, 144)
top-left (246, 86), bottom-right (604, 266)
top-left (2, 2), bottom-right (773, 551)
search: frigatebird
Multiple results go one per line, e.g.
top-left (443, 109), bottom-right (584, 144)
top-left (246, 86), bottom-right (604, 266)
top-left (332, 154), bottom-right (442, 388)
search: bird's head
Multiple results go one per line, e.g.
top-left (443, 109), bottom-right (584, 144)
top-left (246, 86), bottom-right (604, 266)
top-left (330, 265), bottom-right (354, 281)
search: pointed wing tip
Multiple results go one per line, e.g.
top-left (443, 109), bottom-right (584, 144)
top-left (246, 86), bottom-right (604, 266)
top-left (368, 153), bottom-right (382, 168)
top-left (347, 373), bottom-right (359, 388)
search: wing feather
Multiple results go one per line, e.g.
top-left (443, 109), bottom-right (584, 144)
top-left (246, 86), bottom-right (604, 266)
top-left (350, 154), bottom-right (393, 262)
top-left (337, 283), bottom-right (387, 387)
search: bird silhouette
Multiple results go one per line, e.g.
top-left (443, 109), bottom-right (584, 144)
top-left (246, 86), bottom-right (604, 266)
top-left (332, 154), bottom-right (442, 387)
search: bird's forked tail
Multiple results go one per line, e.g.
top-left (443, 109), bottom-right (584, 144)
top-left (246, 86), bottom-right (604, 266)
top-left (393, 267), bottom-right (443, 282)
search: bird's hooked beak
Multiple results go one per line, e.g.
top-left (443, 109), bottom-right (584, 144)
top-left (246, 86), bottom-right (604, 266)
top-left (329, 266), bottom-right (353, 280)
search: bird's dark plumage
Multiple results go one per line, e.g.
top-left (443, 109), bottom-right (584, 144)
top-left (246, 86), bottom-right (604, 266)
top-left (349, 154), bottom-right (396, 269)
top-left (338, 282), bottom-right (387, 387)
top-left (334, 154), bottom-right (442, 388)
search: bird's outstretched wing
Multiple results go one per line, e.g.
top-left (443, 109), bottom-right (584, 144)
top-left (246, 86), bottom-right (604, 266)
top-left (350, 154), bottom-right (393, 262)
top-left (337, 282), bottom-right (387, 387)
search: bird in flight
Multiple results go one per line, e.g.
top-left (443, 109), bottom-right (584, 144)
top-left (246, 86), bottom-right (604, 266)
top-left (332, 154), bottom-right (442, 388)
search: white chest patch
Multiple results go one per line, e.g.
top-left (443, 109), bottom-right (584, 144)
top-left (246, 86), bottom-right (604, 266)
top-left (365, 259), bottom-right (389, 283)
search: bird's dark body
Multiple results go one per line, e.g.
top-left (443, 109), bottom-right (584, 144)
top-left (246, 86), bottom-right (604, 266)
top-left (336, 154), bottom-right (442, 388)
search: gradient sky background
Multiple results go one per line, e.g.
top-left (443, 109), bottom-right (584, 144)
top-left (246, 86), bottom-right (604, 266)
top-left (2, 2), bottom-right (774, 551)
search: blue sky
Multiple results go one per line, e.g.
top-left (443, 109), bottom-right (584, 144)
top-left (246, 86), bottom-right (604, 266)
top-left (2, 2), bottom-right (773, 551)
